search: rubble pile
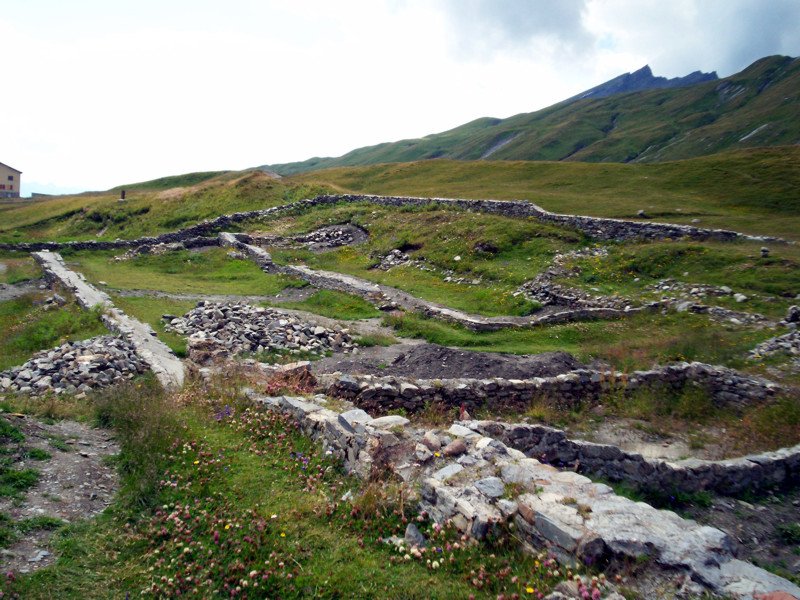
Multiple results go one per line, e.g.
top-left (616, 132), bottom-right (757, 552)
top-left (164, 301), bottom-right (354, 356)
top-left (0, 335), bottom-right (149, 396)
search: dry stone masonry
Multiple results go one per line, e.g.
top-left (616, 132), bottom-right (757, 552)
top-left (242, 385), bottom-right (800, 599)
top-left (324, 361), bottom-right (782, 417)
top-left (467, 419), bottom-right (800, 497)
top-left (2, 193), bottom-right (791, 257)
top-left (0, 335), bottom-right (149, 396)
top-left (219, 232), bottom-right (648, 331)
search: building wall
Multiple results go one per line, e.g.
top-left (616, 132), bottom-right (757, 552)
top-left (0, 163), bottom-right (21, 198)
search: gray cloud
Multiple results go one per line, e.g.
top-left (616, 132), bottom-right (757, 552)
top-left (709, 0), bottom-right (800, 75)
top-left (435, 0), bottom-right (799, 77)
top-left (439, 0), bottom-right (594, 58)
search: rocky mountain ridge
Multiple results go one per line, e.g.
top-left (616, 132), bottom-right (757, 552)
top-left (565, 64), bottom-right (718, 101)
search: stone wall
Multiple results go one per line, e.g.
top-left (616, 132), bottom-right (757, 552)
top-left (468, 419), bottom-right (800, 497)
top-left (324, 361), bottom-right (781, 416)
top-left (32, 251), bottom-right (184, 389)
top-left (320, 365), bottom-right (794, 497)
top-left (1, 193), bottom-right (789, 255)
top-left (246, 388), bottom-right (800, 599)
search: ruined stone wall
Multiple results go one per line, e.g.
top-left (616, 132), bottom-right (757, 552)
top-left (470, 420), bottom-right (800, 496)
top-left (1, 194), bottom-right (788, 254)
top-left (324, 362), bottom-right (781, 416)
top-left (320, 364), bottom-right (793, 496)
top-left (250, 390), bottom-right (800, 598)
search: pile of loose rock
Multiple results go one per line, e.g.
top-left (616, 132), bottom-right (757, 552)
top-left (750, 329), bottom-right (800, 366)
top-left (114, 241), bottom-right (185, 261)
top-left (647, 278), bottom-right (742, 300)
top-left (164, 301), bottom-right (354, 356)
top-left (371, 248), bottom-right (413, 270)
top-left (248, 224), bottom-right (369, 253)
top-left (647, 278), bottom-right (777, 326)
top-left (0, 335), bottom-right (149, 396)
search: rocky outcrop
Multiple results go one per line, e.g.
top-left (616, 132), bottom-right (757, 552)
top-left (566, 65), bottom-right (718, 102)
top-left (750, 329), bottom-right (800, 367)
top-left (0, 335), bottom-right (149, 396)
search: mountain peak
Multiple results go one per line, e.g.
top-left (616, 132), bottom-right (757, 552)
top-left (567, 65), bottom-right (718, 102)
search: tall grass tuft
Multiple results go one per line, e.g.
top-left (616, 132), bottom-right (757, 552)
top-left (91, 376), bottom-right (183, 510)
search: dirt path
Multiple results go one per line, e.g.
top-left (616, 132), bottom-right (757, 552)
top-left (0, 279), bottom-right (43, 302)
top-left (0, 413), bottom-right (118, 574)
top-left (109, 286), bottom-right (315, 304)
top-left (312, 342), bottom-right (584, 380)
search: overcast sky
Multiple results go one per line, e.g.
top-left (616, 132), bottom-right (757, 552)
top-left (4, 0), bottom-right (799, 195)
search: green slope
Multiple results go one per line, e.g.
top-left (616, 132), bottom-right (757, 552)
top-left (264, 55), bottom-right (800, 175)
top-left (292, 147), bottom-right (800, 240)
top-left (1, 147), bottom-right (797, 243)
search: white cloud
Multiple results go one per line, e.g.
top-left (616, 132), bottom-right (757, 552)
top-left (3, 0), bottom-right (798, 193)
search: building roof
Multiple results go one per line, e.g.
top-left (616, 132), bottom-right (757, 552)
top-left (0, 162), bottom-right (22, 174)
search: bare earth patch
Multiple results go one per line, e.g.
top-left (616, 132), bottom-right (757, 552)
top-left (0, 413), bottom-right (118, 574)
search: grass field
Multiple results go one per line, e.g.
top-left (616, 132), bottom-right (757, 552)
top-left (0, 292), bottom-right (108, 370)
top-left (273, 289), bottom-right (382, 320)
top-left (111, 296), bottom-right (195, 357)
top-left (0, 173), bottom-right (332, 243)
top-left (1, 148), bottom-right (798, 244)
top-left (66, 247), bottom-right (306, 296)
top-left (292, 148), bottom-right (800, 240)
top-left (0, 254), bottom-right (42, 285)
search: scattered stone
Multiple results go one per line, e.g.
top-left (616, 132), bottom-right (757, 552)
top-left (422, 431), bottom-right (442, 451)
top-left (28, 550), bottom-right (50, 563)
top-left (165, 301), bottom-right (354, 357)
top-left (369, 415), bottom-right (410, 430)
top-left (404, 523), bottom-right (427, 548)
top-left (0, 335), bottom-right (149, 397)
top-left (442, 438), bottom-right (467, 457)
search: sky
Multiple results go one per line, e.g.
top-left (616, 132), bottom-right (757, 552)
top-left (3, 0), bottom-right (799, 196)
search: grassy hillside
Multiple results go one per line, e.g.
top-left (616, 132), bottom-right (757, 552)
top-left (110, 170), bottom-right (232, 192)
top-left (0, 171), bottom-right (332, 243)
top-left (292, 147), bottom-right (800, 240)
top-left (1, 147), bottom-right (798, 243)
top-left (264, 55), bottom-right (800, 175)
